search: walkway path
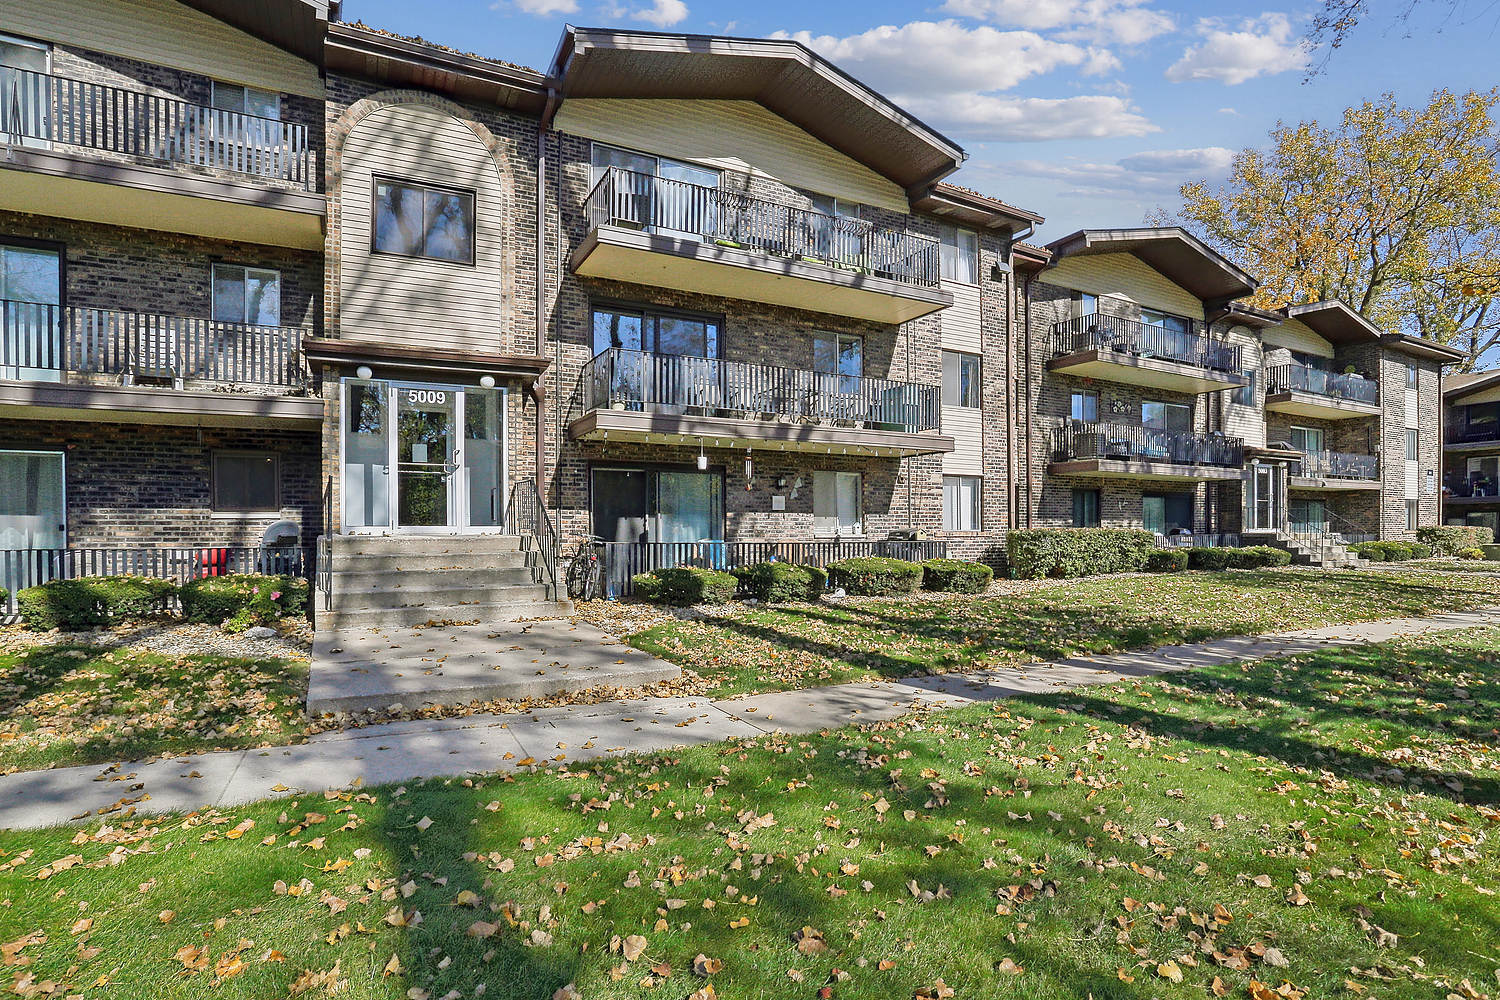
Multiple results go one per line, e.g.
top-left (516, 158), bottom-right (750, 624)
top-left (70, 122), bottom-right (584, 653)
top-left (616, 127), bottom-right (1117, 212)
top-left (0, 607), bottom-right (1491, 830)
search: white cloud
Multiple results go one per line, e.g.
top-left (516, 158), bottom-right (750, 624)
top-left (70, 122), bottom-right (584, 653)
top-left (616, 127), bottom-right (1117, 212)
top-left (630, 0), bottom-right (688, 25)
top-left (500, 0), bottom-right (577, 15)
top-left (940, 0), bottom-right (1175, 45)
top-left (1006, 145), bottom-right (1234, 198)
top-left (775, 20), bottom-right (1156, 141)
top-left (1165, 12), bottom-right (1310, 85)
top-left (1217, 106), bottom-right (1241, 115)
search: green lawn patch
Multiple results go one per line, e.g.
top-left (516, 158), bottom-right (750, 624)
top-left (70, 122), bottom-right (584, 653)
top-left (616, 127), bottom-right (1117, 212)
top-left (0, 627), bottom-right (1495, 999)
top-left (0, 643), bottom-right (311, 773)
top-left (630, 567), bottom-right (1500, 697)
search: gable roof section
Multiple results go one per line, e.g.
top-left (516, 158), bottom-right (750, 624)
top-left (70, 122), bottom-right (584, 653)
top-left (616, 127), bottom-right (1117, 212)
top-left (1044, 228), bottom-right (1257, 303)
top-left (1446, 369), bottom-right (1500, 399)
top-left (1379, 333), bottom-right (1467, 364)
top-left (546, 27), bottom-right (966, 192)
top-left (1284, 300), bottom-right (1382, 345)
top-left (326, 22), bottom-right (548, 112)
top-left (909, 182), bottom-right (1043, 235)
top-left (179, 0), bottom-right (331, 62)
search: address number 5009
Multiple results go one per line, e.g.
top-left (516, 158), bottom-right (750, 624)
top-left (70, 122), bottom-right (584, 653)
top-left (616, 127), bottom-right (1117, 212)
top-left (406, 389), bottom-right (449, 405)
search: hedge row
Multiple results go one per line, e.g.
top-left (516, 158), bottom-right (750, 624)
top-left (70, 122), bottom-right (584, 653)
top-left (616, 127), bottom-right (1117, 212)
top-left (631, 557), bottom-right (995, 605)
top-left (13, 573), bottom-right (307, 632)
top-left (1414, 524), bottom-right (1494, 555)
top-left (1351, 541), bottom-right (1434, 562)
top-left (1185, 545), bottom-right (1292, 570)
top-left (1006, 529), bottom-right (1157, 579)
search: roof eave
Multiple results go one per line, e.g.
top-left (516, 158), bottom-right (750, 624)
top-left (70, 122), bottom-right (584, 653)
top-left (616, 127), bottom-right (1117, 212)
top-left (1045, 227), bottom-right (1257, 302)
top-left (326, 22), bottom-right (548, 112)
top-left (1379, 333), bottom-right (1468, 364)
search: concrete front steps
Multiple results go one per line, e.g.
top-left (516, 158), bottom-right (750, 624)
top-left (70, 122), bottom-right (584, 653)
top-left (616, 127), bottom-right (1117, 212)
top-left (316, 534), bottom-right (571, 631)
top-left (307, 534), bottom-right (680, 715)
top-left (1266, 530), bottom-right (1361, 569)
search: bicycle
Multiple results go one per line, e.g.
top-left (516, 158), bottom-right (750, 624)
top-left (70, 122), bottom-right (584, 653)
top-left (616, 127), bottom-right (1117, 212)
top-left (565, 535), bottom-right (607, 601)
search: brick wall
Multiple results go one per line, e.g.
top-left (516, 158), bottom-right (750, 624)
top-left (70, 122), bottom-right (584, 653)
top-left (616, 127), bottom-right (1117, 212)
top-left (1, 419), bottom-right (321, 547)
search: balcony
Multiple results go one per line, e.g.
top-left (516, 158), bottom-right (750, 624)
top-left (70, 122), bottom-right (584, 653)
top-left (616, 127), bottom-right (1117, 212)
top-left (1049, 419), bottom-right (1244, 481)
top-left (0, 299), bottom-right (320, 427)
top-left (1264, 364), bottom-right (1380, 419)
top-left (1445, 423), bottom-right (1500, 452)
top-left (1, 66), bottom-right (323, 247)
top-left (1446, 477), bottom-right (1500, 503)
top-left (1047, 313), bottom-right (1246, 394)
top-left (571, 168), bottom-right (952, 324)
top-left (1290, 450), bottom-right (1380, 490)
top-left (568, 348), bottom-right (953, 457)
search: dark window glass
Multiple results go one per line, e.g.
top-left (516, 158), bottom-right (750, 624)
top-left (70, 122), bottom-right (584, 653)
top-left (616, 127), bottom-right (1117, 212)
top-left (1143, 400), bottom-right (1192, 433)
top-left (942, 351), bottom-right (981, 407)
top-left (374, 179), bottom-right (475, 263)
top-left (1233, 369), bottom-right (1255, 405)
top-left (1072, 488), bottom-right (1100, 528)
top-left (213, 452), bottom-right (278, 511)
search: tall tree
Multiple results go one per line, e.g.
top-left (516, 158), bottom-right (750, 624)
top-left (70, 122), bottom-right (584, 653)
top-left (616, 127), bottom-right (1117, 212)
top-left (1155, 89), bottom-right (1500, 370)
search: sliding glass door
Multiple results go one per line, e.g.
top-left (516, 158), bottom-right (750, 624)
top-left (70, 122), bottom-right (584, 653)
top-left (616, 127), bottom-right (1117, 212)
top-left (0, 242), bottom-right (62, 381)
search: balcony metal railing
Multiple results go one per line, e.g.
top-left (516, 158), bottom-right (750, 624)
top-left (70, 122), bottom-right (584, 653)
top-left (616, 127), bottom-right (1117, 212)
top-left (1446, 476), bottom-right (1499, 499)
top-left (1298, 449), bottom-right (1378, 480)
top-left (1266, 364), bottom-right (1378, 405)
top-left (1446, 423), bottom-right (1500, 445)
top-left (1051, 312), bottom-right (1242, 373)
top-left (583, 166), bottom-right (941, 289)
top-left (1, 299), bottom-right (308, 389)
top-left (1052, 419), bottom-right (1244, 468)
top-left (578, 347), bottom-right (941, 433)
top-left (2, 65), bottom-right (313, 188)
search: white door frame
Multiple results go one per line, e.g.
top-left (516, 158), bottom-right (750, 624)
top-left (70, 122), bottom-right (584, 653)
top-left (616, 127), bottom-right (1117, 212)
top-left (0, 448), bottom-right (66, 547)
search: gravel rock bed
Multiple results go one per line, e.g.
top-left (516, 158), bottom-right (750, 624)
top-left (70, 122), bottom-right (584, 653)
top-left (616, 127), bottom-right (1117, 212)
top-left (0, 619), bottom-right (311, 660)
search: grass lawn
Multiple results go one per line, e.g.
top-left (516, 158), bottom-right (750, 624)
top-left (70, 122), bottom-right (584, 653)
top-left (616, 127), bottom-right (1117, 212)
top-left (1, 630), bottom-right (1496, 999)
top-left (0, 642), bottom-right (310, 774)
top-left (630, 566), bottom-right (1500, 697)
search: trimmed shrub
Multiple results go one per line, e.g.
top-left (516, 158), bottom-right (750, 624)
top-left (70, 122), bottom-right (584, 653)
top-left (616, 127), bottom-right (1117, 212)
top-left (1457, 546), bottom-right (1486, 560)
top-left (180, 573), bottom-right (309, 631)
top-left (630, 572), bottom-right (660, 602)
top-left (1416, 524), bottom-right (1494, 555)
top-left (1229, 546), bottom-right (1293, 569)
top-left (826, 557), bottom-right (923, 596)
top-left (1351, 540), bottom-right (1433, 562)
top-left (734, 562), bottom-right (827, 603)
top-left (921, 558), bottom-right (994, 593)
top-left (16, 575), bottom-right (178, 631)
top-left (1145, 549), bottom-right (1189, 573)
top-left (633, 567), bottom-right (738, 606)
top-left (1186, 547), bottom-right (1233, 570)
top-left (1005, 529), bottom-right (1156, 579)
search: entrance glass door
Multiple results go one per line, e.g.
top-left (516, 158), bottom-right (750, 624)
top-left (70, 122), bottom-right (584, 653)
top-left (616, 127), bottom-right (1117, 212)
top-left (342, 379), bottom-right (506, 533)
top-left (1248, 463), bottom-right (1281, 531)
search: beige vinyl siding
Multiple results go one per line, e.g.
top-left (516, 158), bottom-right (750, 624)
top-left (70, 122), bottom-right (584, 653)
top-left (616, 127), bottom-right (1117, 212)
top-left (339, 104), bottom-right (507, 353)
top-left (1458, 384), bottom-right (1500, 405)
top-left (940, 406), bottom-right (983, 475)
top-left (1221, 324), bottom-right (1265, 448)
top-left (1043, 253), bottom-right (1204, 321)
top-left (4, 0), bottom-right (323, 98)
top-left (1260, 318), bottom-right (1333, 358)
top-left (555, 98), bottom-right (907, 213)
top-left (940, 283), bottom-right (982, 352)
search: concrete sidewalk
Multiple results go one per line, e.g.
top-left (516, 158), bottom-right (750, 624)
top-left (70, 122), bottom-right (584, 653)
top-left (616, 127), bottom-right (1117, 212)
top-left (0, 606), bottom-right (1491, 830)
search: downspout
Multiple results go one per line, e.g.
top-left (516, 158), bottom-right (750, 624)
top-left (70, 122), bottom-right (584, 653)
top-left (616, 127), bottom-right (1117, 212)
top-left (1023, 269), bottom-right (1034, 528)
top-left (1003, 224), bottom-right (1033, 530)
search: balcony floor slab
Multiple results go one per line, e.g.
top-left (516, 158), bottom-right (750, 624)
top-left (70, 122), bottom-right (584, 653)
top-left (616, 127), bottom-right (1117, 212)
top-left (1288, 477), bottom-right (1382, 492)
top-left (0, 379), bottom-right (322, 428)
top-left (1049, 458), bottom-right (1245, 482)
top-left (1265, 391), bottom-right (1381, 420)
top-left (1047, 349), bottom-right (1246, 395)
top-left (569, 408), bottom-right (954, 457)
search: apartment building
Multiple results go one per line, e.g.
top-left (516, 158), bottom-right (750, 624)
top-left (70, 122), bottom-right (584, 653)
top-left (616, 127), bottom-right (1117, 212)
top-left (0, 0), bottom-right (1463, 613)
top-left (1443, 369), bottom-right (1500, 539)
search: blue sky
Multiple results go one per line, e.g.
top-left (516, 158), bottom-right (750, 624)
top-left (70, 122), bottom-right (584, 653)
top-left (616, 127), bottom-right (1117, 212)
top-left (341, 0), bottom-right (1500, 238)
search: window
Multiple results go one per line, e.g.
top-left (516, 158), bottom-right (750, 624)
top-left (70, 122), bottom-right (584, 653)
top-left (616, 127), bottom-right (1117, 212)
top-left (1142, 400), bottom-right (1192, 433)
top-left (1405, 428), bottom-right (1420, 461)
top-left (942, 351), bottom-right (982, 408)
top-left (211, 265), bottom-right (280, 326)
top-left (0, 239), bottom-right (62, 380)
top-left (1140, 309), bottom-right (1192, 334)
top-left (1142, 493), bottom-right (1193, 535)
top-left (1406, 363), bottom-right (1419, 388)
top-left (813, 471), bottom-right (862, 536)
top-left (211, 81), bottom-right (280, 120)
top-left (1233, 369), bottom-right (1256, 405)
top-left (373, 179), bottom-right (476, 264)
top-left (212, 452), bottom-right (279, 512)
top-left (1075, 291), bottom-right (1098, 318)
top-left (1289, 425), bottom-right (1325, 454)
top-left (943, 475), bottom-right (982, 531)
top-left (1072, 488), bottom-right (1100, 528)
top-left (814, 334), bottom-right (863, 394)
top-left (1406, 499), bottom-right (1419, 531)
top-left (590, 304), bottom-right (720, 358)
top-left (1069, 390), bottom-right (1098, 422)
top-left (589, 144), bottom-right (720, 236)
top-left (939, 224), bottom-right (979, 284)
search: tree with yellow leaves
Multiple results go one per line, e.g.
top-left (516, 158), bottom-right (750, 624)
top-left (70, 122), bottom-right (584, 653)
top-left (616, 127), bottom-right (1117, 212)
top-left (1155, 88), bottom-right (1500, 370)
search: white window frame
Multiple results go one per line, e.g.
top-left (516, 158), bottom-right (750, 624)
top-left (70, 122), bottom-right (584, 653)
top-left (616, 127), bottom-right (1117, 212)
top-left (1406, 498), bottom-right (1419, 531)
top-left (942, 475), bottom-right (982, 531)
top-left (211, 450), bottom-right (280, 515)
top-left (942, 350), bottom-right (982, 408)
top-left (1405, 428), bottom-right (1420, 462)
top-left (813, 471), bottom-right (863, 537)
top-left (939, 224), bottom-right (979, 284)
top-left (1069, 389), bottom-right (1098, 423)
top-left (1406, 363), bottom-right (1419, 388)
top-left (1289, 425), bottom-right (1324, 454)
top-left (211, 264), bottom-right (281, 326)
top-left (210, 81), bottom-right (281, 121)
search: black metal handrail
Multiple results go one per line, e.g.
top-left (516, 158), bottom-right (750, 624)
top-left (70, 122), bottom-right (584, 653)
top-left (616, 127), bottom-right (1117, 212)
top-left (1051, 312), bottom-right (1241, 373)
top-left (1, 545), bottom-right (313, 614)
top-left (1051, 419), bottom-right (1244, 468)
top-left (505, 478), bottom-right (559, 600)
top-left (598, 538), bottom-right (949, 598)
top-left (584, 166), bottom-right (941, 289)
top-left (0, 299), bottom-right (308, 388)
top-left (1266, 364), bottom-right (1378, 405)
top-left (578, 347), bottom-right (941, 433)
top-left (1297, 449), bottom-right (1378, 480)
top-left (2, 65), bottom-right (313, 188)
top-left (1446, 423), bottom-right (1500, 444)
top-left (1446, 473), bottom-right (1499, 498)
